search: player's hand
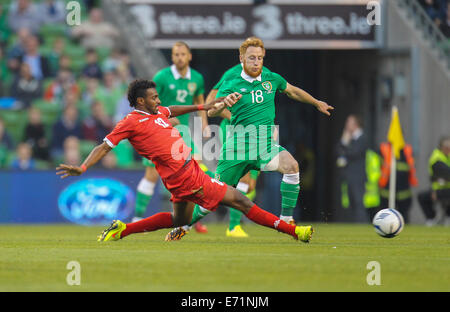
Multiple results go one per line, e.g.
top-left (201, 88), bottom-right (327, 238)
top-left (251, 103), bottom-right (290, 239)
top-left (203, 125), bottom-right (212, 138)
top-left (316, 101), bottom-right (334, 116)
top-left (169, 117), bottom-right (180, 127)
top-left (56, 164), bottom-right (84, 179)
top-left (224, 92), bottom-right (242, 107)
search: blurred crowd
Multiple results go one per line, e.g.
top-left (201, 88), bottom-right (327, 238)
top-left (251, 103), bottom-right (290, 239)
top-left (419, 0), bottom-right (450, 36)
top-left (0, 0), bottom-right (140, 170)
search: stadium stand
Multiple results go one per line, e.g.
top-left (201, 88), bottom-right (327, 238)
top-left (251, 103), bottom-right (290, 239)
top-left (0, 0), bottom-right (140, 170)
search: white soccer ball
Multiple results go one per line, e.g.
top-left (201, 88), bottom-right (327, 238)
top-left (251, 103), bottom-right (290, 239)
top-left (372, 208), bottom-right (404, 238)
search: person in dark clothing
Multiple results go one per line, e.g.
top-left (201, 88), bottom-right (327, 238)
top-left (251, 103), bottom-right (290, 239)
top-left (418, 136), bottom-right (450, 226)
top-left (51, 104), bottom-right (82, 160)
top-left (10, 62), bottom-right (42, 109)
top-left (23, 106), bottom-right (50, 161)
top-left (336, 115), bottom-right (369, 223)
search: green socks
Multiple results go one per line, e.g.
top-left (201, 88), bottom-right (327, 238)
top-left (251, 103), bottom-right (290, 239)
top-left (280, 173), bottom-right (300, 218)
top-left (135, 192), bottom-right (152, 217)
top-left (134, 178), bottom-right (156, 218)
top-left (189, 204), bottom-right (211, 226)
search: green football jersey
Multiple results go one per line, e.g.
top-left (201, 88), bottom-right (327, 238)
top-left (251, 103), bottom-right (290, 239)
top-left (216, 67), bottom-right (287, 130)
top-left (153, 65), bottom-right (205, 126)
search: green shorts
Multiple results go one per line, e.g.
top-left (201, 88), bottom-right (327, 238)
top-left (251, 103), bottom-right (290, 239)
top-left (216, 137), bottom-right (285, 186)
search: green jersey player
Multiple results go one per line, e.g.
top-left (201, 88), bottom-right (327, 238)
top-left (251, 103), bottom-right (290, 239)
top-left (166, 37), bottom-right (333, 241)
top-left (133, 42), bottom-right (212, 234)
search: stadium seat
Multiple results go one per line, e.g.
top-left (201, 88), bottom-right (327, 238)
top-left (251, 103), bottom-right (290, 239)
top-left (31, 99), bottom-right (62, 128)
top-left (0, 109), bottom-right (28, 144)
top-left (79, 140), bottom-right (96, 159)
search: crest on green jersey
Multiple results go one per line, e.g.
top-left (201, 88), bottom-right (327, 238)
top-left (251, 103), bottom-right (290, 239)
top-left (188, 82), bottom-right (197, 95)
top-left (262, 81), bottom-right (273, 93)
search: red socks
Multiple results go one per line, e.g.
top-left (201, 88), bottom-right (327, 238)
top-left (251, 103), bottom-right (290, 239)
top-left (245, 204), bottom-right (297, 239)
top-left (121, 212), bottom-right (173, 238)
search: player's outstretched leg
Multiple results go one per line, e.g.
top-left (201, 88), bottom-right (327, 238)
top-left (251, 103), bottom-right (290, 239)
top-left (221, 185), bottom-right (313, 243)
top-left (98, 212), bottom-right (174, 241)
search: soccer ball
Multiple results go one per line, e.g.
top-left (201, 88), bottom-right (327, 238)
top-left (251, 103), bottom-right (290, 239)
top-left (372, 208), bottom-right (404, 238)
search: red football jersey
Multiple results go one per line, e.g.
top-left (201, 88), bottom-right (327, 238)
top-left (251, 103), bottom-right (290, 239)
top-left (104, 107), bottom-right (191, 178)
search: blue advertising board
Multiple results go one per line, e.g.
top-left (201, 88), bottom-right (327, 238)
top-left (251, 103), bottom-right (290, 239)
top-left (0, 170), bottom-right (164, 225)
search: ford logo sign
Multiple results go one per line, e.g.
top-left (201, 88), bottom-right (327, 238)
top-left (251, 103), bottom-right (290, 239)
top-left (58, 178), bottom-right (135, 225)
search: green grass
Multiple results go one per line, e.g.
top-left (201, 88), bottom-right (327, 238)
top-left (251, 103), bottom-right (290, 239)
top-left (0, 223), bottom-right (449, 292)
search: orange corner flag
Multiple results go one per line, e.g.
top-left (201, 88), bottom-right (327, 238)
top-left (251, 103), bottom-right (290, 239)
top-left (387, 106), bottom-right (405, 159)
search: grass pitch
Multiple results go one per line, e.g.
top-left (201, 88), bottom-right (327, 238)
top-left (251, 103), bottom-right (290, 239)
top-left (0, 223), bottom-right (448, 292)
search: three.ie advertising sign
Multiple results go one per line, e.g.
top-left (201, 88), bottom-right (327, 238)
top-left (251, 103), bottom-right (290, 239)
top-left (126, 0), bottom-right (383, 49)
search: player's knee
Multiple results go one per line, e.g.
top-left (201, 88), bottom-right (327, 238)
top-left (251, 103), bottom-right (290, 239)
top-left (233, 189), bottom-right (253, 213)
top-left (284, 159), bottom-right (299, 174)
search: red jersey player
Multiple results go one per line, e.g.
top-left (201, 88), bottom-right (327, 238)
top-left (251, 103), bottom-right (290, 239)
top-left (56, 79), bottom-right (313, 243)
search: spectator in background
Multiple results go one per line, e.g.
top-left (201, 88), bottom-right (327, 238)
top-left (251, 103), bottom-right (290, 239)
top-left (10, 142), bottom-right (36, 170)
top-left (19, 35), bottom-right (52, 80)
top-left (62, 136), bottom-right (81, 166)
top-left (95, 69), bottom-right (126, 116)
top-left (103, 48), bottom-right (136, 81)
top-left (418, 137), bottom-right (450, 226)
top-left (71, 8), bottom-right (120, 50)
top-left (47, 37), bottom-right (66, 76)
top-left (81, 77), bottom-right (99, 106)
top-left (82, 100), bottom-right (113, 143)
top-left (62, 90), bottom-right (81, 111)
top-left (44, 68), bottom-right (80, 104)
top-left (51, 105), bottom-right (82, 159)
top-left (6, 27), bottom-right (31, 73)
top-left (336, 115), bottom-right (369, 223)
top-left (58, 54), bottom-right (72, 72)
top-left (100, 152), bottom-right (118, 169)
top-left (39, 0), bottom-right (66, 25)
top-left (10, 62), bottom-right (43, 109)
top-left (114, 95), bottom-right (131, 123)
top-left (82, 48), bottom-right (103, 80)
top-left (23, 106), bottom-right (50, 162)
top-left (7, 0), bottom-right (42, 34)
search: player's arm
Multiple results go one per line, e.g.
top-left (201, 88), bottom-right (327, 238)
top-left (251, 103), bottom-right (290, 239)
top-left (283, 83), bottom-right (334, 116)
top-left (56, 142), bottom-right (112, 178)
top-left (207, 92), bottom-right (241, 117)
top-left (194, 94), bottom-right (211, 137)
top-left (206, 89), bottom-right (231, 119)
top-left (167, 96), bottom-right (225, 117)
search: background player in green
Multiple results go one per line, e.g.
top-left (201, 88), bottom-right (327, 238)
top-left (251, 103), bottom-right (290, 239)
top-left (166, 37), bottom-right (333, 240)
top-left (133, 42), bottom-right (212, 234)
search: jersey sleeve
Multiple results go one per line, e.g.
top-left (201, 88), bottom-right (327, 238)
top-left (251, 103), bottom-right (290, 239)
top-left (158, 106), bottom-right (171, 118)
top-left (104, 117), bottom-right (133, 148)
top-left (272, 72), bottom-right (288, 92)
top-left (216, 80), bottom-right (234, 98)
top-left (194, 74), bottom-right (205, 97)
